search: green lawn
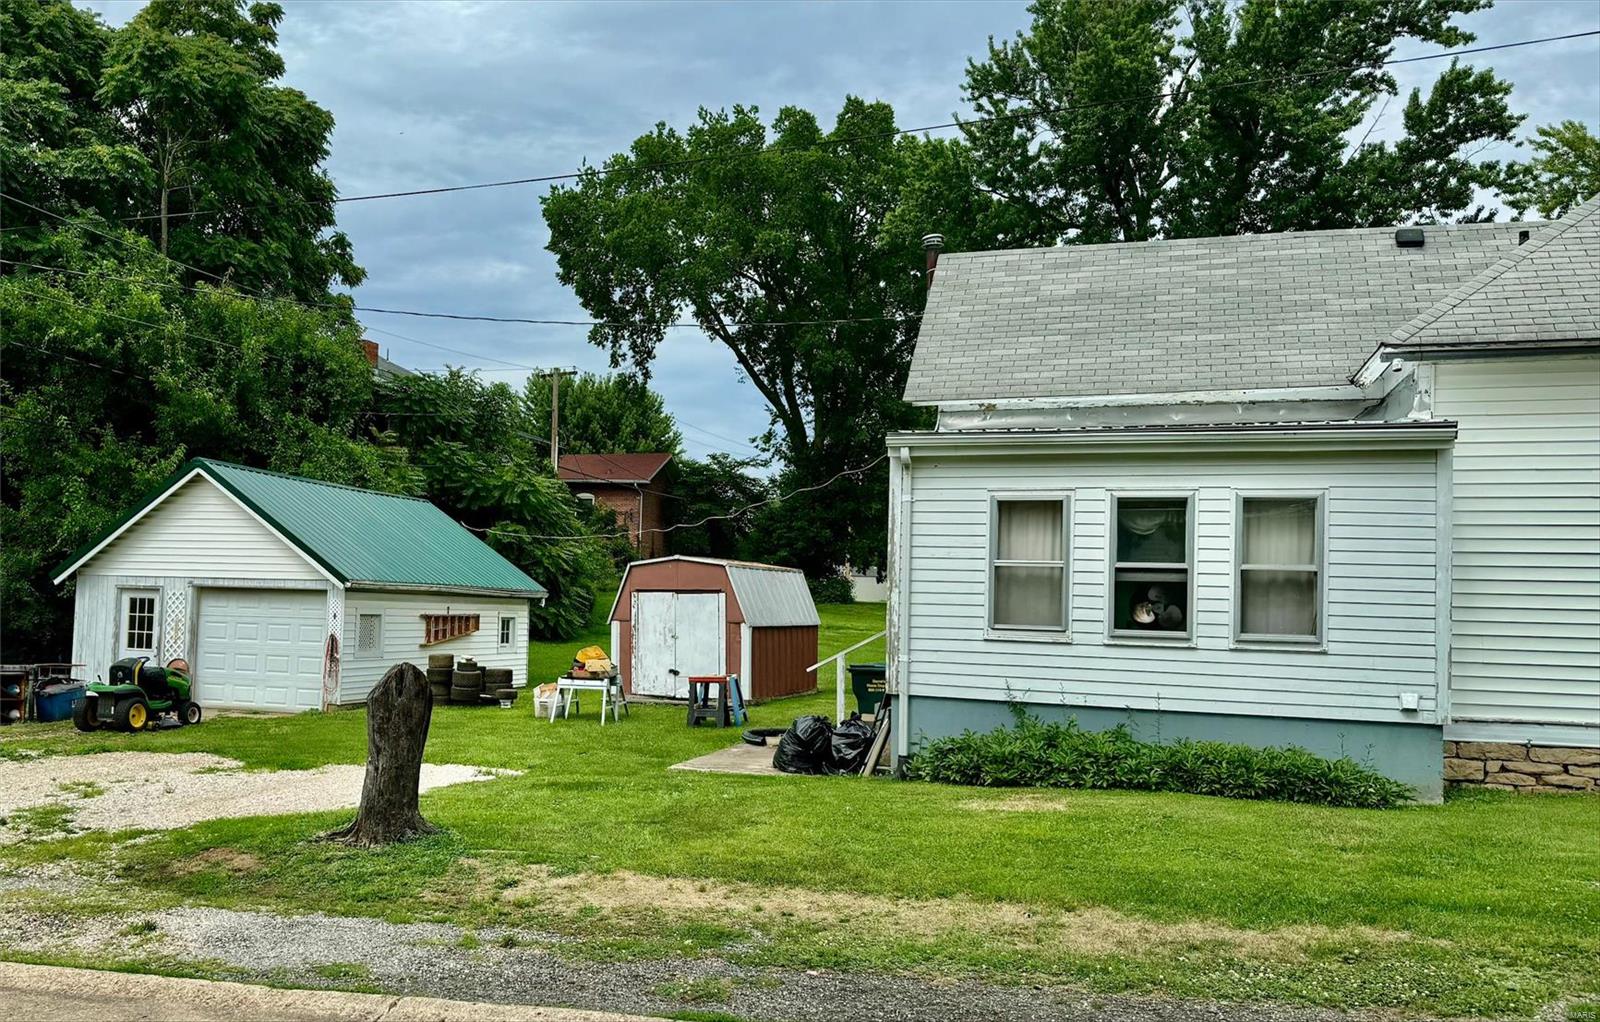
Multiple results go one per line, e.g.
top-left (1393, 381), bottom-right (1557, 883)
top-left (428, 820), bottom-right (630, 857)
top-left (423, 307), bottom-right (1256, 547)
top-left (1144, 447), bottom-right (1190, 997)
top-left (2, 598), bottom-right (1597, 1018)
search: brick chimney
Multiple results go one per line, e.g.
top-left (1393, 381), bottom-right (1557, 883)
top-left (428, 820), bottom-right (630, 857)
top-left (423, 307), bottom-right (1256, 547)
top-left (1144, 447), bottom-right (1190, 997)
top-left (360, 338), bottom-right (379, 366)
top-left (922, 233), bottom-right (945, 289)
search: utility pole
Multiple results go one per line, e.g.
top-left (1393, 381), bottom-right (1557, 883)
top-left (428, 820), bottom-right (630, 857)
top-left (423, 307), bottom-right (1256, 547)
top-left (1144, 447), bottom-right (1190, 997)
top-left (543, 369), bottom-right (577, 472)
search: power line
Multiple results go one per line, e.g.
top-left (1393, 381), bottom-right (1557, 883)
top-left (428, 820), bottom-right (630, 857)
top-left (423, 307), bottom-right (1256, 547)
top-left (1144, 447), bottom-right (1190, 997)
top-left (15, 28), bottom-right (1593, 228)
top-left (0, 249), bottom-right (920, 333)
top-left (468, 453), bottom-right (888, 543)
top-left (0, 257), bottom-right (553, 371)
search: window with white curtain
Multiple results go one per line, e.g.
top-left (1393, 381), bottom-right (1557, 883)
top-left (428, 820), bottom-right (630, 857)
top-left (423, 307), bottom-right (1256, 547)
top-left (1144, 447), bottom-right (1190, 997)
top-left (1110, 495), bottom-right (1192, 638)
top-left (1236, 495), bottom-right (1323, 641)
top-left (989, 496), bottom-right (1069, 631)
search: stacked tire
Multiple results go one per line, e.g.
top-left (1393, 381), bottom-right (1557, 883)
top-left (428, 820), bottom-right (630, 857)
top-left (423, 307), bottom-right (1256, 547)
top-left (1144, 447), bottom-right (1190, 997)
top-left (450, 658), bottom-right (484, 705)
top-left (427, 653), bottom-right (454, 704)
top-left (484, 667), bottom-right (517, 706)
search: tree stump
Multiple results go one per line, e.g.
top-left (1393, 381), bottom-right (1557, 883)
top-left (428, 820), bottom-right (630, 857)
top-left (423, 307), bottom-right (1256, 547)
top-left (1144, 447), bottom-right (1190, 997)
top-left (325, 662), bottom-right (438, 847)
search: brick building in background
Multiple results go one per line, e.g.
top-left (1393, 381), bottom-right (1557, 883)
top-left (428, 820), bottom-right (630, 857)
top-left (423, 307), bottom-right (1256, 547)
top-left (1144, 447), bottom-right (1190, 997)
top-left (558, 453), bottom-right (673, 558)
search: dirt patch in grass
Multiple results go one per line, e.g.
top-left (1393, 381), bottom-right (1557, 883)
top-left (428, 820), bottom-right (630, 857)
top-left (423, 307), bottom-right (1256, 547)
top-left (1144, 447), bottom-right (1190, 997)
top-left (175, 847), bottom-right (264, 876)
top-left (493, 864), bottom-right (1414, 960)
top-left (958, 794), bottom-right (1074, 813)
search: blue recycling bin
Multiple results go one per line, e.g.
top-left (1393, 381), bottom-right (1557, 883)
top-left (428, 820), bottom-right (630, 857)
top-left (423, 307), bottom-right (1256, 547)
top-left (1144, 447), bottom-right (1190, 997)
top-left (35, 683), bottom-right (86, 723)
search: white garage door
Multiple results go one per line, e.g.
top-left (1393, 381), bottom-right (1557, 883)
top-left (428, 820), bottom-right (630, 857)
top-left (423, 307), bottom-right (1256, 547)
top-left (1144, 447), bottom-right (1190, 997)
top-left (631, 591), bottom-right (724, 698)
top-left (196, 588), bottom-right (326, 710)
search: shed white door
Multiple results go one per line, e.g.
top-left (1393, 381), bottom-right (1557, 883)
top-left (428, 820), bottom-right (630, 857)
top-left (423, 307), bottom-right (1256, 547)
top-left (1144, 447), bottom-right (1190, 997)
top-left (631, 591), bottom-right (725, 698)
top-left (196, 588), bottom-right (325, 711)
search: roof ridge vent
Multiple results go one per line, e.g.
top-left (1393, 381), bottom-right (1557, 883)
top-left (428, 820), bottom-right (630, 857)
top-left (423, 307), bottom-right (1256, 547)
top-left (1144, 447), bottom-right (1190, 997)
top-left (1394, 226), bottom-right (1425, 248)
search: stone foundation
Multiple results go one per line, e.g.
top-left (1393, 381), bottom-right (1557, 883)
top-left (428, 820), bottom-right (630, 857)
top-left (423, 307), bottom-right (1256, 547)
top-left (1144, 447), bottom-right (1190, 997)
top-left (1444, 741), bottom-right (1599, 793)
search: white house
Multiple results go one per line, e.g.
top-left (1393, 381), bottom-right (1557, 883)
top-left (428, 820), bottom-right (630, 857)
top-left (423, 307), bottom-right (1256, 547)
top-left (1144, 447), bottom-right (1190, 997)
top-left (53, 459), bottom-right (547, 710)
top-left (887, 198), bottom-right (1600, 798)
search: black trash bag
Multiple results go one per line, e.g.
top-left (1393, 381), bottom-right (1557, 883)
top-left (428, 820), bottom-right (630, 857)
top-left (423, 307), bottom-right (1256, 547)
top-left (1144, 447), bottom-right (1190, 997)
top-left (773, 715), bottom-right (833, 775)
top-left (826, 715), bottom-right (875, 775)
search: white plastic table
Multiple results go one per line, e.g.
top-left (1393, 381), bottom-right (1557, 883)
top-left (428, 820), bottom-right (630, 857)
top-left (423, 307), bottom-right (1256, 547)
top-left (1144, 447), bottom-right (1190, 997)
top-left (546, 676), bottom-right (627, 724)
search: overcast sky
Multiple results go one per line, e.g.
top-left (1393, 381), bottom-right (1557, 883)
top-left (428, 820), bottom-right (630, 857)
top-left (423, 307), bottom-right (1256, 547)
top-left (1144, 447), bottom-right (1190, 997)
top-left (81, 0), bottom-right (1600, 462)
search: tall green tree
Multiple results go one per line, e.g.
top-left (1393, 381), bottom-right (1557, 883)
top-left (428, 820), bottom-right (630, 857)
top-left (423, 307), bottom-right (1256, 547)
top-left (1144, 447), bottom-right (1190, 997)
top-left (1, 0), bottom-right (361, 300)
top-left (542, 98), bottom-right (944, 579)
top-left (668, 454), bottom-right (772, 560)
top-left (959, 0), bottom-right (1522, 244)
top-left (1503, 121), bottom-right (1600, 219)
top-left (0, 243), bottom-right (404, 660)
top-left (523, 372), bottom-right (683, 459)
top-left (371, 372), bottom-right (615, 639)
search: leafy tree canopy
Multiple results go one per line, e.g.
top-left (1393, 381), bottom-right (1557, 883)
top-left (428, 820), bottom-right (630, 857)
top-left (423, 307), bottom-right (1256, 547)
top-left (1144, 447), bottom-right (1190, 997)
top-left (668, 454), bottom-right (772, 561)
top-left (1, 0), bottom-right (361, 300)
top-left (541, 97), bottom-right (944, 578)
top-left (958, 0), bottom-right (1523, 244)
top-left (523, 371), bottom-right (683, 459)
top-left (0, 238), bottom-right (403, 659)
top-left (1503, 120), bottom-right (1600, 219)
top-left (371, 371), bottom-right (616, 639)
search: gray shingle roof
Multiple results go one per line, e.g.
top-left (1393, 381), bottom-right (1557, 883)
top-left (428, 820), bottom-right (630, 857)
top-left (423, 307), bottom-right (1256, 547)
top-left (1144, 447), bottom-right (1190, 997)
top-left (905, 221), bottom-right (1530, 404)
top-left (1387, 195), bottom-right (1599, 351)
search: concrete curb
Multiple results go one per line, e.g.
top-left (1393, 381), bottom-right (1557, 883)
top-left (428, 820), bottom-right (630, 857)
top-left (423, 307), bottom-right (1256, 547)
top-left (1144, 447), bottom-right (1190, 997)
top-left (0, 961), bottom-right (659, 1021)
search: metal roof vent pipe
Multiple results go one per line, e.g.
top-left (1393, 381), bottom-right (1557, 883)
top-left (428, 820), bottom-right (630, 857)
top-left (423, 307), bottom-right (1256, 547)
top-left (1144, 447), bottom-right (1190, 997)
top-left (922, 233), bottom-right (945, 288)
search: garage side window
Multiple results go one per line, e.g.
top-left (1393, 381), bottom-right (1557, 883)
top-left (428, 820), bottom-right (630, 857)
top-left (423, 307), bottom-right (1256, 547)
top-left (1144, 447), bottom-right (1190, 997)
top-left (357, 613), bottom-right (383, 655)
top-left (123, 592), bottom-right (157, 653)
top-left (1237, 495), bottom-right (1323, 642)
top-left (989, 496), bottom-right (1069, 631)
top-left (499, 616), bottom-right (515, 647)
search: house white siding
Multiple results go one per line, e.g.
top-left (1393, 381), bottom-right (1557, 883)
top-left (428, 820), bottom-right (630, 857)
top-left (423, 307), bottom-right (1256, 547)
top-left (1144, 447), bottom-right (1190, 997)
top-left (339, 590), bottom-right (530, 704)
top-left (901, 447), bottom-right (1443, 725)
top-left (84, 475), bottom-right (325, 582)
top-left (1433, 355), bottom-right (1600, 745)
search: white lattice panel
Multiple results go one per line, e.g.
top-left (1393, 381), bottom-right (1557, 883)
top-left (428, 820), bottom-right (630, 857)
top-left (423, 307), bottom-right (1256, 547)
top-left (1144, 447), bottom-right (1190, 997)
top-left (161, 587), bottom-right (188, 664)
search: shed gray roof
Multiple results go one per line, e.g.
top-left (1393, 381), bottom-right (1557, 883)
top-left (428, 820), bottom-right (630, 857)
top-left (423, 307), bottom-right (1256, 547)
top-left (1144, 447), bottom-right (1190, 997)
top-left (1387, 195), bottom-right (1599, 352)
top-left (725, 563), bottom-right (821, 628)
top-left (905, 221), bottom-right (1530, 403)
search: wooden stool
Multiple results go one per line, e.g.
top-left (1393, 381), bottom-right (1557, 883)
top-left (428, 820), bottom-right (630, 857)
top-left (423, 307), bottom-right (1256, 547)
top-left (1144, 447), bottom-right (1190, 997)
top-left (686, 675), bottom-right (732, 727)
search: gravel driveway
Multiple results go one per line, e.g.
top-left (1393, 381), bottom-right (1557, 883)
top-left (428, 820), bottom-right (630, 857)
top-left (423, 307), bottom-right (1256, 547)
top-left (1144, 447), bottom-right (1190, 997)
top-left (0, 752), bottom-right (509, 841)
top-left (0, 877), bottom-right (1424, 1022)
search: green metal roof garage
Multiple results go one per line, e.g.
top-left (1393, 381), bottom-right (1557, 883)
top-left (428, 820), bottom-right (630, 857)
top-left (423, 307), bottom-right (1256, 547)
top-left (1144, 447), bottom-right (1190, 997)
top-left (53, 459), bottom-right (547, 711)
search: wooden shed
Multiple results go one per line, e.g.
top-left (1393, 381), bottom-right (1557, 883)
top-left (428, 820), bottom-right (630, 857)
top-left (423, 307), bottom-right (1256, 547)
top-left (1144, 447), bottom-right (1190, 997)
top-left (609, 557), bottom-right (820, 702)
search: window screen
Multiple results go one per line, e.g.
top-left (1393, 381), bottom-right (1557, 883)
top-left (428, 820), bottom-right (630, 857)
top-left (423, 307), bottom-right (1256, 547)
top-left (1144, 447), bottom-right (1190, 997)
top-left (357, 613), bottom-right (382, 654)
top-left (990, 498), bottom-right (1067, 630)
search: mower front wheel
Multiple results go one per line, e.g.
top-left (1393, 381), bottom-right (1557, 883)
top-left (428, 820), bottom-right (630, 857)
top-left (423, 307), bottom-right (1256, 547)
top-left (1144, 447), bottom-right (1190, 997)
top-left (72, 697), bottom-right (97, 733)
top-left (181, 702), bottom-right (203, 726)
top-left (114, 696), bottom-right (150, 733)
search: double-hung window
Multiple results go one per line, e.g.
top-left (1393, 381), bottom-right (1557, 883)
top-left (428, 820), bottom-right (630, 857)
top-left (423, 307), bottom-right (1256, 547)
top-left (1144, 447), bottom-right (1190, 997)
top-left (499, 615), bottom-right (516, 648)
top-left (1236, 495), bottom-right (1323, 643)
top-left (1110, 495), bottom-right (1193, 639)
top-left (988, 496), bottom-right (1069, 633)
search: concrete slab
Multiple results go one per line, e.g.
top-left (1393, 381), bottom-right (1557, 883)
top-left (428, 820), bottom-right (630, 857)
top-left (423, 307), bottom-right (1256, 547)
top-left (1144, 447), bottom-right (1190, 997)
top-left (669, 741), bottom-right (790, 776)
top-left (0, 961), bottom-right (655, 1021)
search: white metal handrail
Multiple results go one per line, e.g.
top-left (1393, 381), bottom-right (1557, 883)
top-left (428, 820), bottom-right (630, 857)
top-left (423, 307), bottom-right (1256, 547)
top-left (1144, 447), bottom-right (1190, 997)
top-left (808, 629), bottom-right (886, 722)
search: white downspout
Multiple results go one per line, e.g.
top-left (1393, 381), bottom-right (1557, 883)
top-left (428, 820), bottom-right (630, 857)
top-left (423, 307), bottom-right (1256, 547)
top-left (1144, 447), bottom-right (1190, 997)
top-left (889, 445), bottom-right (914, 769)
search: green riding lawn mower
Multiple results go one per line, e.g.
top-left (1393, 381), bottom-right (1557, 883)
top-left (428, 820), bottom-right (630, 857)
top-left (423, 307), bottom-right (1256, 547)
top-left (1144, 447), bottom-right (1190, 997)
top-left (73, 656), bottom-right (203, 733)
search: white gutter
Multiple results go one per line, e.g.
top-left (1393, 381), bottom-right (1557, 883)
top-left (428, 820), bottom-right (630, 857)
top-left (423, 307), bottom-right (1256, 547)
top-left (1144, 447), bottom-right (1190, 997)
top-left (888, 422), bottom-right (1457, 457)
top-left (922, 383), bottom-right (1370, 412)
top-left (889, 445), bottom-right (914, 769)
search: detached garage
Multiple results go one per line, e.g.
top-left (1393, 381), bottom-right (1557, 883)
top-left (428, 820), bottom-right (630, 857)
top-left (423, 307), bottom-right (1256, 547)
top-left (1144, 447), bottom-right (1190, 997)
top-left (53, 458), bottom-right (547, 711)
top-left (609, 556), bottom-right (820, 702)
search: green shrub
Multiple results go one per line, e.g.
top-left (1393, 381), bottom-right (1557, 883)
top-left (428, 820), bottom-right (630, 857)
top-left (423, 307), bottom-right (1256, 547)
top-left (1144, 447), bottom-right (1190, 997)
top-left (905, 707), bottom-right (1413, 808)
top-left (808, 572), bottom-right (856, 605)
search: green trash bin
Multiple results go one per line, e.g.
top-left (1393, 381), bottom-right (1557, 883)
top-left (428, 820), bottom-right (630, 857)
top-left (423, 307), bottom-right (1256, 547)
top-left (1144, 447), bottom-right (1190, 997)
top-left (848, 662), bottom-right (887, 717)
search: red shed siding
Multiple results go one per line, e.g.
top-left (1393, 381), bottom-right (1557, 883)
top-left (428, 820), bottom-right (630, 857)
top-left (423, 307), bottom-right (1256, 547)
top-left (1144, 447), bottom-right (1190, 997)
top-left (751, 626), bottom-right (819, 700)
top-left (613, 560), bottom-right (742, 698)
